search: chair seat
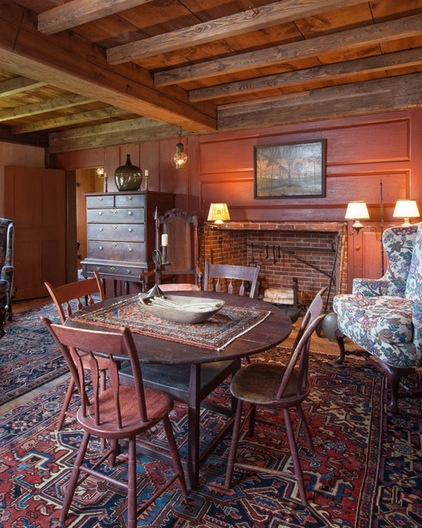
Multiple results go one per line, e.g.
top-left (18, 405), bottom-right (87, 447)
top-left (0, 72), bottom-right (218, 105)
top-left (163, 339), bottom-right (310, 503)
top-left (231, 362), bottom-right (308, 406)
top-left (78, 386), bottom-right (174, 438)
top-left (333, 293), bottom-right (419, 367)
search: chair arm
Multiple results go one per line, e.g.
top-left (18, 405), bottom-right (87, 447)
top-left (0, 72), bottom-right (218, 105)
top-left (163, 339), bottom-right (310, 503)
top-left (412, 302), bottom-right (422, 356)
top-left (0, 265), bottom-right (14, 286)
top-left (353, 277), bottom-right (406, 297)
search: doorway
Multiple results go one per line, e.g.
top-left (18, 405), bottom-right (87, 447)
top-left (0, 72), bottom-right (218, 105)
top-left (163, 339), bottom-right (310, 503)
top-left (76, 168), bottom-right (105, 271)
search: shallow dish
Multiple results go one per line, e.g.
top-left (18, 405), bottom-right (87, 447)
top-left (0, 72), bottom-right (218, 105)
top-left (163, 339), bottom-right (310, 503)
top-left (138, 294), bottom-right (225, 324)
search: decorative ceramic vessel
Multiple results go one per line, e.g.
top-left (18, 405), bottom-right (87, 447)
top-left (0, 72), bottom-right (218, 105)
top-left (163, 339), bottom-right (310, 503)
top-left (114, 154), bottom-right (142, 191)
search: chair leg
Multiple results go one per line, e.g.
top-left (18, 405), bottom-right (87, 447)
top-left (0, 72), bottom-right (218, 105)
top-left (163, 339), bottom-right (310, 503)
top-left (284, 408), bottom-right (307, 505)
top-left (58, 378), bottom-right (76, 430)
top-left (295, 404), bottom-right (314, 453)
top-left (248, 403), bottom-right (256, 436)
top-left (162, 415), bottom-right (188, 495)
top-left (60, 431), bottom-right (90, 522)
top-left (224, 399), bottom-right (243, 488)
top-left (127, 437), bottom-right (137, 528)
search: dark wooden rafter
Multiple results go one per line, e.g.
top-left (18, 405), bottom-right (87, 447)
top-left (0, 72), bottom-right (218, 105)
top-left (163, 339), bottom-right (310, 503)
top-left (155, 14), bottom-right (422, 86)
top-left (0, 76), bottom-right (46, 96)
top-left (189, 48), bottom-right (422, 102)
top-left (0, 1), bottom-right (216, 132)
top-left (38, 0), bottom-right (155, 35)
top-left (218, 73), bottom-right (422, 130)
top-left (12, 107), bottom-right (129, 134)
top-left (107, 0), bottom-right (366, 64)
top-left (0, 94), bottom-right (94, 122)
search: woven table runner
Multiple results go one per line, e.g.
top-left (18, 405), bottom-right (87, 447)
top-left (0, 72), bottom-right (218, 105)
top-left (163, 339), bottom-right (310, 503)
top-left (72, 296), bottom-right (271, 351)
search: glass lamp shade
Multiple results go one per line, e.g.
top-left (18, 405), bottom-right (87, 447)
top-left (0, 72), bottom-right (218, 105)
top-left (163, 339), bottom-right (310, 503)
top-left (207, 203), bottom-right (230, 224)
top-left (172, 142), bottom-right (189, 169)
top-left (114, 154), bottom-right (142, 191)
top-left (393, 200), bottom-right (420, 226)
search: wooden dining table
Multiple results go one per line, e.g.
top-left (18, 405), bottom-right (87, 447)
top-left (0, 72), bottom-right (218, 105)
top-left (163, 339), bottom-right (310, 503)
top-left (66, 290), bottom-right (292, 488)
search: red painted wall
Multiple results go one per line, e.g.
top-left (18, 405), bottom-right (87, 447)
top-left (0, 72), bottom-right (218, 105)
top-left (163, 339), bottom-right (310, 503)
top-left (54, 108), bottom-right (422, 289)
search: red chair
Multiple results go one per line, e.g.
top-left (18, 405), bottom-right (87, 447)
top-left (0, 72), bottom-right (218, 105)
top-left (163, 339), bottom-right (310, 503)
top-left (224, 289), bottom-right (325, 504)
top-left (42, 318), bottom-right (187, 527)
top-left (44, 271), bottom-right (108, 429)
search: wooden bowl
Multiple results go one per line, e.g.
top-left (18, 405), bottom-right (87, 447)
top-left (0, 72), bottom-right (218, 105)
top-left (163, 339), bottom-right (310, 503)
top-left (139, 294), bottom-right (225, 324)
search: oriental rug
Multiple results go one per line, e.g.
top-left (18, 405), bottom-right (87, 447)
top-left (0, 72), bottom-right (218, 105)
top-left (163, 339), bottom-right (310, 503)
top-left (73, 295), bottom-right (271, 350)
top-left (0, 303), bottom-right (66, 405)
top-left (1, 349), bottom-right (421, 527)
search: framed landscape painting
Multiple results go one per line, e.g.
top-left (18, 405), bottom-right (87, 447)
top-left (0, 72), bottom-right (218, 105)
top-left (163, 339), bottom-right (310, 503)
top-left (254, 139), bottom-right (326, 199)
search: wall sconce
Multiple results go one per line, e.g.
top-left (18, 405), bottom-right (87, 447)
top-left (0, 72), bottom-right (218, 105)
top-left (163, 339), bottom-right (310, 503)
top-left (96, 166), bottom-right (107, 192)
top-left (393, 200), bottom-right (420, 227)
top-left (345, 201), bottom-right (370, 234)
top-left (207, 203), bottom-right (230, 224)
top-left (171, 128), bottom-right (189, 169)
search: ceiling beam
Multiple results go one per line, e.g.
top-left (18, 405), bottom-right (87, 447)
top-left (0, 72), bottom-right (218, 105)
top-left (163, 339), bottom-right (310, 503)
top-left (0, 94), bottom-right (94, 122)
top-left (218, 73), bottom-right (422, 130)
top-left (155, 14), bottom-right (422, 86)
top-left (48, 117), bottom-right (180, 153)
top-left (0, 124), bottom-right (48, 147)
top-left (0, 76), bottom-right (46, 97)
top-left (107, 0), bottom-right (366, 64)
top-left (189, 48), bottom-right (422, 102)
top-left (0, 4), bottom-right (216, 132)
top-left (38, 0), bottom-right (154, 35)
top-left (12, 106), bottom-right (129, 134)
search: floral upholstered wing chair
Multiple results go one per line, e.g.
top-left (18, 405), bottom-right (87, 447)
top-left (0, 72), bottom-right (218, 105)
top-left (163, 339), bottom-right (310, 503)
top-left (333, 222), bottom-right (422, 413)
top-left (0, 218), bottom-right (15, 323)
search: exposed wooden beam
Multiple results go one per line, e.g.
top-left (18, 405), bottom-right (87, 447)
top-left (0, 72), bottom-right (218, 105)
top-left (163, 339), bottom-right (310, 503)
top-left (38, 0), bottom-right (154, 35)
top-left (0, 124), bottom-right (48, 147)
top-left (48, 117), bottom-right (180, 153)
top-left (0, 76), bottom-right (46, 97)
top-left (0, 94), bottom-right (94, 122)
top-left (107, 0), bottom-right (365, 64)
top-left (12, 106), bottom-right (129, 134)
top-left (218, 73), bottom-right (422, 130)
top-left (155, 14), bottom-right (422, 86)
top-left (189, 48), bottom-right (422, 101)
top-left (0, 4), bottom-right (216, 132)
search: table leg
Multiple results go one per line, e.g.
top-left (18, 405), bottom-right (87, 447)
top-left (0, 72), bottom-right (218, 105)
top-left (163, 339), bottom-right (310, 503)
top-left (186, 364), bottom-right (201, 489)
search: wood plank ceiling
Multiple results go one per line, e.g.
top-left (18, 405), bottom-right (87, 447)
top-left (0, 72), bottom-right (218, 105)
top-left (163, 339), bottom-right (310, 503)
top-left (0, 0), bottom-right (421, 152)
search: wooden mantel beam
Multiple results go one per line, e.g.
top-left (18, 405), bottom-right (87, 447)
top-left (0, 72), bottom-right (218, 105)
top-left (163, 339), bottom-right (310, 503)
top-left (38, 0), bottom-right (154, 35)
top-left (155, 14), bottom-right (422, 86)
top-left (0, 3), bottom-right (215, 133)
top-left (107, 0), bottom-right (365, 64)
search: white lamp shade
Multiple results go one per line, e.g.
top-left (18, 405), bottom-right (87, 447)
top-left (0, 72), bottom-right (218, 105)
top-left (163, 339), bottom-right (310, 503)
top-left (207, 203), bottom-right (230, 224)
top-left (393, 200), bottom-right (420, 219)
top-left (345, 201), bottom-right (370, 220)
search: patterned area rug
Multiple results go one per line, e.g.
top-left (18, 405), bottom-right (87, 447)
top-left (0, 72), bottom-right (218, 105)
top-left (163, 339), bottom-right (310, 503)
top-left (1, 349), bottom-right (421, 527)
top-left (0, 303), bottom-right (66, 405)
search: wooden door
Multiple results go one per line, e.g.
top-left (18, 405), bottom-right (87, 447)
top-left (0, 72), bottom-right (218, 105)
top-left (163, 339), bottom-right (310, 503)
top-left (4, 166), bottom-right (70, 300)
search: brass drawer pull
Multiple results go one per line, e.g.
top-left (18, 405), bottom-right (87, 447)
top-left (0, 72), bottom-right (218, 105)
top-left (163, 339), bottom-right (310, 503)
top-left (113, 225), bottom-right (118, 230)
top-left (128, 228), bottom-right (133, 232)
top-left (110, 267), bottom-right (116, 271)
top-left (127, 211), bottom-right (133, 216)
top-left (112, 209), bottom-right (117, 214)
top-left (127, 196), bottom-right (133, 200)
top-left (99, 246), bottom-right (103, 251)
top-left (98, 227), bottom-right (103, 232)
top-left (98, 211), bottom-right (102, 216)
top-left (128, 247), bottom-right (133, 252)
top-left (112, 242), bottom-right (118, 247)
top-left (126, 269), bottom-right (132, 274)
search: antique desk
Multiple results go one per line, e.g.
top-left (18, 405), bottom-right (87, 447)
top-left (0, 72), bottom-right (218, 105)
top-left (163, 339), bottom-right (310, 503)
top-left (66, 290), bottom-right (292, 488)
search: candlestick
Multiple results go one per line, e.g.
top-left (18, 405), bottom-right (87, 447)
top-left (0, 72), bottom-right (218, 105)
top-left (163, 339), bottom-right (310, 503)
top-left (144, 169), bottom-right (149, 191)
top-left (161, 233), bottom-right (168, 247)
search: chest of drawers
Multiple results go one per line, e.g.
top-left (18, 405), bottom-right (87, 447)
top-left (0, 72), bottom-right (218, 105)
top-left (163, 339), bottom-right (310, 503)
top-left (81, 191), bottom-right (174, 285)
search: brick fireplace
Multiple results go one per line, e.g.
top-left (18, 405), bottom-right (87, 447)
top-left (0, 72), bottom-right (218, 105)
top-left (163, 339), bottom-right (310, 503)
top-left (202, 222), bottom-right (346, 310)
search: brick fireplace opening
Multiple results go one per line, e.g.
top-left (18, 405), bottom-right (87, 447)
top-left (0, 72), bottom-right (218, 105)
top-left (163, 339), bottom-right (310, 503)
top-left (202, 222), bottom-right (346, 311)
